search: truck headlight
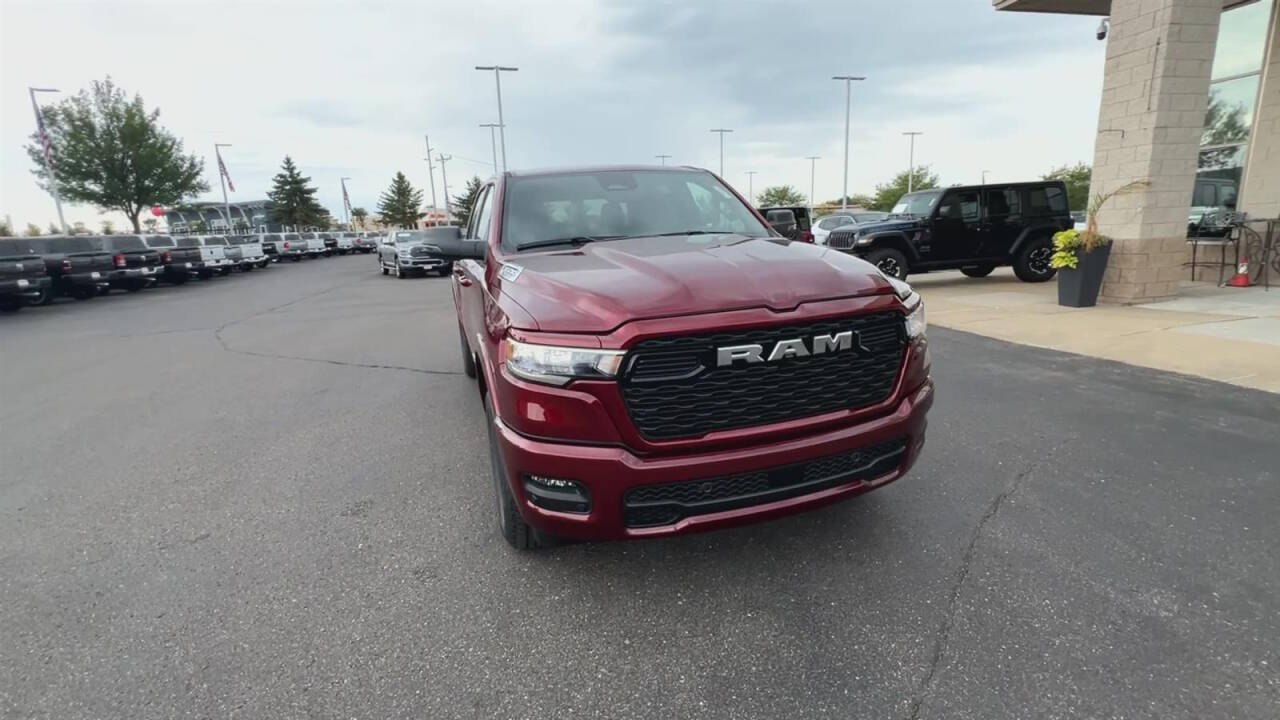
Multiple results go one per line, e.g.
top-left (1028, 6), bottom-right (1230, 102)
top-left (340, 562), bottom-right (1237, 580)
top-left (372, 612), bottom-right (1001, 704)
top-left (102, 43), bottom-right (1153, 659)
top-left (855, 233), bottom-right (873, 246)
top-left (504, 338), bottom-right (626, 386)
top-left (904, 299), bottom-right (926, 340)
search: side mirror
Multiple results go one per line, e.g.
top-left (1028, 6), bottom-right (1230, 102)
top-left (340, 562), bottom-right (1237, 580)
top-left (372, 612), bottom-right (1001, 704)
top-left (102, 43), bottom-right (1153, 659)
top-left (765, 209), bottom-right (797, 237)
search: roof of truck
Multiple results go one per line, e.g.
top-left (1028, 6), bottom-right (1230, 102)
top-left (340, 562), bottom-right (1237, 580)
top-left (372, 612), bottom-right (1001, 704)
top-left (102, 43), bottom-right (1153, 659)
top-left (504, 164), bottom-right (706, 178)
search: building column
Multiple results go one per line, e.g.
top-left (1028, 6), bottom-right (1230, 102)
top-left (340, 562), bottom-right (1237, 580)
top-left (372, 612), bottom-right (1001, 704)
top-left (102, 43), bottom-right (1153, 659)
top-left (1090, 0), bottom-right (1221, 303)
top-left (1240, 1), bottom-right (1279, 218)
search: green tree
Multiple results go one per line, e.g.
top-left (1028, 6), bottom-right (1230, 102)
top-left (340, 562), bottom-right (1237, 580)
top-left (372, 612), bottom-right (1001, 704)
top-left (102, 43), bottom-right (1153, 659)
top-left (1041, 162), bottom-right (1091, 211)
top-left (376, 172), bottom-right (425, 228)
top-left (48, 222), bottom-right (62, 235)
top-left (25, 223), bottom-right (43, 236)
top-left (350, 207), bottom-right (369, 228)
top-left (267, 156), bottom-right (330, 229)
top-left (870, 167), bottom-right (941, 211)
top-left (24, 78), bottom-right (208, 233)
top-left (451, 176), bottom-right (484, 227)
top-left (101, 220), bottom-right (115, 235)
top-left (0, 220), bottom-right (12, 237)
top-left (756, 185), bottom-right (806, 206)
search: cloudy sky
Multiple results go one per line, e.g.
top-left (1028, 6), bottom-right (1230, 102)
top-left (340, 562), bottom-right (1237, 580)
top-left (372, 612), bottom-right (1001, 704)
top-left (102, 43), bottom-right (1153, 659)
top-left (2, 0), bottom-right (1105, 231)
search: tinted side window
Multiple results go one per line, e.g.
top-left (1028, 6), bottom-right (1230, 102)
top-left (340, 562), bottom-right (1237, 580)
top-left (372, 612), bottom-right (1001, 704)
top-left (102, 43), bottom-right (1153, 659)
top-left (938, 191), bottom-right (980, 221)
top-left (467, 187), bottom-right (491, 239)
top-left (984, 189), bottom-right (1021, 219)
top-left (145, 237), bottom-right (174, 248)
top-left (1192, 182), bottom-right (1216, 207)
top-left (472, 186), bottom-right (495, 241)
top-left (1025, 186), bottom-right (1067, 216)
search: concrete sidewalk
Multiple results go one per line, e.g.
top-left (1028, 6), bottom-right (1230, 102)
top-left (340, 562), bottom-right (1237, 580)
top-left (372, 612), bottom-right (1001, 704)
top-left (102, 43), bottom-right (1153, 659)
top-left (913, 268), bottom-right (1280, 394)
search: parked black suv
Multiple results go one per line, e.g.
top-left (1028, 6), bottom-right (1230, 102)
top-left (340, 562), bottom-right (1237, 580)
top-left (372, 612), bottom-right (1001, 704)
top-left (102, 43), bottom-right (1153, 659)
top-left (825, 181), bottom-right (1073, 282)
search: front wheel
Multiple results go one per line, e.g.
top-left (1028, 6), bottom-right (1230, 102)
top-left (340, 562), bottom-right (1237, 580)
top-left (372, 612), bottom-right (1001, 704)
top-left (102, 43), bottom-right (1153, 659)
top-left (1013, 237), bottom-right (1056, 282)
top-left (70, 285), bottom-right (97, 300)
top-left (381, 265), bottom-right (390, 276)
top-left (961, 265), bottom-right (996, 278)
top-left (257, 260), bottom-right (270, 269)
top-left (486, 401), bottom-right (551, 551)
top-left (864, 248), bottom-right (909, 279)
top-left (28, 287), bottom-right (54, 306)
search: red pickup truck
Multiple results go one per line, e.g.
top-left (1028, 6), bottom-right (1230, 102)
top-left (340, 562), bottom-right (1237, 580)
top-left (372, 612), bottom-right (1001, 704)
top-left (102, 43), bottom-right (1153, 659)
top-left (450, 165), bottom-right (933, 549)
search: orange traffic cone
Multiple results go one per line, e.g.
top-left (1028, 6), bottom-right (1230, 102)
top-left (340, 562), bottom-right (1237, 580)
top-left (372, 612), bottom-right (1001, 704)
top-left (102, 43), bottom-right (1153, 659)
top-left (1229, 257), bottom-right (1254, 287)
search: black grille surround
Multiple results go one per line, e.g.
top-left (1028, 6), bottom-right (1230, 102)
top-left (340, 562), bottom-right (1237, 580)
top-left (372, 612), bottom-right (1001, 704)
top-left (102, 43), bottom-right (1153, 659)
top-left (620, 313), bottom-right (906, 440)
top-left (624, 437), bottom-right (907, 528)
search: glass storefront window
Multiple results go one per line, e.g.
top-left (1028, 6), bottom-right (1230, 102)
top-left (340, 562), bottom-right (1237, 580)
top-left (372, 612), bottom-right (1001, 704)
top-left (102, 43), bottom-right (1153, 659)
top-left (1210, 0), bottom-right (1273, 79)
top-left (1203, 74), bottom-right (1260, 146)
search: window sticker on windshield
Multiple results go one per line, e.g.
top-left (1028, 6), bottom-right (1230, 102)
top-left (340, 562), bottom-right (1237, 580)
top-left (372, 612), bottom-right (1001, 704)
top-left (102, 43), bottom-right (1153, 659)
top-left (499, 263), bottom-right (523, 282)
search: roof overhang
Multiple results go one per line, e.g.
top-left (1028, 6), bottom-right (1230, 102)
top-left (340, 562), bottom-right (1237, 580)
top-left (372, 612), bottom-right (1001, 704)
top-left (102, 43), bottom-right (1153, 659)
top-left (994, 0), bottom-right (1251, 15)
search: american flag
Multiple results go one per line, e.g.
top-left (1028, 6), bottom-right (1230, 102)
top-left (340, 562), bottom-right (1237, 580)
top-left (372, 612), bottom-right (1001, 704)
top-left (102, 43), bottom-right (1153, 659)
top-left (216, 147), bottom-right (235, 192)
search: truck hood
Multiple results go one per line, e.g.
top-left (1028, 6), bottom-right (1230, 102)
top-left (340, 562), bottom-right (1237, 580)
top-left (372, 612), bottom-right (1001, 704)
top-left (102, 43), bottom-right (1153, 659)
top-left (851, 218), bottom-right (923, 234)
top-left (498, 234), bottom-right (895, 333)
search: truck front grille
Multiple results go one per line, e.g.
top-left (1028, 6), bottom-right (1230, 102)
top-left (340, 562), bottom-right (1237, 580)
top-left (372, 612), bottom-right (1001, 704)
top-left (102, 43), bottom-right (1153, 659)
top-left (623, 437), bottom-right (907, 527)
top-left (620, 313), bottom-right (905, 439)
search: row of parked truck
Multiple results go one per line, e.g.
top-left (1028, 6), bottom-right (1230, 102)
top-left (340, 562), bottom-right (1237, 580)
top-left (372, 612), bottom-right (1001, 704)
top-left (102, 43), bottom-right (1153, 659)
top-left (0, 231), bottom-right (384, 311)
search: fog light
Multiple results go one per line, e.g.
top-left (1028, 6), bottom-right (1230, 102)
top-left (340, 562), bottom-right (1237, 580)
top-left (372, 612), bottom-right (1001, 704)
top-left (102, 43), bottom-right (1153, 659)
top-left (523, 475), bottom-right (591, 514)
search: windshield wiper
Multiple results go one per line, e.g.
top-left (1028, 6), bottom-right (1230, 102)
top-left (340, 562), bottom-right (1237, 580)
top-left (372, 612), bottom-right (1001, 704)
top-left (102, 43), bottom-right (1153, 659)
top-left (515, 235), bottom-right (620, 251)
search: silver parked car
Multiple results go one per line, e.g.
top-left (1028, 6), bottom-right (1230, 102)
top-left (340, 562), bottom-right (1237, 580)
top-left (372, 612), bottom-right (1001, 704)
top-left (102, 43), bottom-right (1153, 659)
top-left (378, 230), bottom-right (450, 278)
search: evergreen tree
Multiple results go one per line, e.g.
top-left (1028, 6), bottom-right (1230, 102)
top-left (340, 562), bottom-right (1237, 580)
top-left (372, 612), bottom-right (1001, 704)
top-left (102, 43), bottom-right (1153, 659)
top-left (268, 156), bottom-right (329, 228)
top-left (376, 172), bottom-right (425, 228)
top-left (452, 176), bottom-right (484, 228)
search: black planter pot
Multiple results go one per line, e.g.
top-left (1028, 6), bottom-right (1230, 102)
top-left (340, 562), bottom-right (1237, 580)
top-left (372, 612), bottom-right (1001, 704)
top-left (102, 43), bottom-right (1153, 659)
top-left (1057, 243), bottom-right (1112, 308)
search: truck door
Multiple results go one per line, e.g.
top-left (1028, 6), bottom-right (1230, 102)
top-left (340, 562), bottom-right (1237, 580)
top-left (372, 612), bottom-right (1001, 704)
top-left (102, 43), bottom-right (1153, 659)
top-left (456, 184), bottom-right (495, 373)
top-left (929, 189), bottom-right (983, 263)
top-left (979, 187), bottom-right (1022, 259)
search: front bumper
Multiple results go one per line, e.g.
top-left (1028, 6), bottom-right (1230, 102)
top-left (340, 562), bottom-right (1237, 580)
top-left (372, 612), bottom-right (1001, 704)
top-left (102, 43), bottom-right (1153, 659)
top-left (399, 256), bottom-right (445, 269)
top-left (493, 377), bottom-right (933, 541)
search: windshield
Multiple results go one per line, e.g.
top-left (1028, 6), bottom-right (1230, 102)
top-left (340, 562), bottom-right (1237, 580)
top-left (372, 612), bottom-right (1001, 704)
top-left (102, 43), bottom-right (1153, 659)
top-left (109, 236), bottom-right (147, 251)
top-left (393, 231), bottom-right (424, 245)
top-left (502, 169), bottom-right (769, 251)
top-left (891, 191), bottom-right (942, 217)
top-left (144, 236), bottom-right (174, 248)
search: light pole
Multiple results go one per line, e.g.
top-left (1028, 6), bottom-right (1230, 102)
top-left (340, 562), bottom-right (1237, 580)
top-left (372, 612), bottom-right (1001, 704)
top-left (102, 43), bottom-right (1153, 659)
top-left (709, 128), bottom-right (733, 177)
top-left (214, 143), bottom-right (233, 233)
top-left (423, 134), bottom-right (438, 213)
top-left (805, 156), bottom-right (820, 206)
top-left (475, 65), bottom-right (518, 172)
top-left (340, 177), bottom-right (352, 227)
top-left (981, 170), bottom-right (990, 185)
top-left (479, 123), bottom-right (501, 175)
top-left (903, 131), bottom-right (922, 193)
top-left (28, 87), bottom-right (67, 233)
top-left (745, 171), bottom-right (757, 203)
top-left (654, 154), bottom-right (671, 166)
top-left (832, 75), bottom-right (865, 210)
top-left (438, 154), bottom-right (452, 220)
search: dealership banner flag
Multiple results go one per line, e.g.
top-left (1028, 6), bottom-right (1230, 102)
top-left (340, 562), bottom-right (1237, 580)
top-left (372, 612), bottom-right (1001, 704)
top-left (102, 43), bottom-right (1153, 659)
top-left (216, 147), bottom-right (235, 192)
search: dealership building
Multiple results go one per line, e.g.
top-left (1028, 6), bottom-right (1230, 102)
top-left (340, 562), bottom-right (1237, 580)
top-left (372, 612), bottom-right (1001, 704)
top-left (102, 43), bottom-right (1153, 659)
top-left (996, 0), bottom-right (1277, 302)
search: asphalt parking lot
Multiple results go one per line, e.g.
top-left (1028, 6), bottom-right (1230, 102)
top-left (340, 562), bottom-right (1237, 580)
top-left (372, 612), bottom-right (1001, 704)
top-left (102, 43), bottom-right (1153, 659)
top-left (2, 256), bottom-right (1277, 719)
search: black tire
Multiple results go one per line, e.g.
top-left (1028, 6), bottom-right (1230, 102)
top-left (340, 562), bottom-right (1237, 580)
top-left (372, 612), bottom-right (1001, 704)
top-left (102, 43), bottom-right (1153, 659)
top-left (219, 267), bottom-right (233, 276)
top-left (960, 265), bottom-right (996, 278)
top-left (125, 279), bottom-right (146, 292)
top-left (198, 269), bottom-right (214, 279)
top-left (291, 255), bottom-right (302, 262)
top-left (98, 285), bottom-right (112, 296)
top-left (0, 296), bottom-right (23, 313)
top-left (864, 248), bottom-right (909, 279)
top-left (381, 265), bottom-right (389, 276)
top-left (460, 324), bottom-right (477, 379)
top-left (242, 264), bottom-right (254, 272)
top-left (29, 287), bottom-right (54, 306)
top-left (70, 285), bottom-right (97, 300)
top-left (486, 401), bottom-right (549, 551)
top-left (397, 265), bottom-right (410, 278)
top-left (169, 274), bottom-right (189, 285)
top-left (1013, 236), bottom-right (1057, 283)
top-left (257, 260), bottom-right (270, 269)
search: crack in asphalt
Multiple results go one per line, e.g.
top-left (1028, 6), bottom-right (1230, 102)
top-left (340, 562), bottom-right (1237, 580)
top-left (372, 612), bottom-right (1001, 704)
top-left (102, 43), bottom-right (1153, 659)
top-left (905, 438), bottom-right (1071, 720)
top-left (213, 273), bottom-right (464, 377)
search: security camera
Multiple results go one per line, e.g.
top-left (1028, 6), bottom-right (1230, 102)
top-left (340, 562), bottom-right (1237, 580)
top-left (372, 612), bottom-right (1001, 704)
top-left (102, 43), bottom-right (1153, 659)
top-left (1097, 18), bottom-right (1109, 41)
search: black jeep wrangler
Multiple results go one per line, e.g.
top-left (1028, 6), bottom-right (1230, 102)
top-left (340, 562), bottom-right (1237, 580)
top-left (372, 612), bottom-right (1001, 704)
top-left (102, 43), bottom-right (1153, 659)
top-left (825, 181), bottom-right (1073, 282)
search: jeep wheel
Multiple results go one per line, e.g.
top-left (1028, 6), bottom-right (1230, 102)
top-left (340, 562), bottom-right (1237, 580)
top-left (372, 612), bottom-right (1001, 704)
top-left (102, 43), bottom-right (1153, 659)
top-left (961, 265), bottom-right (996, 278)
top-left (486, 401), bottom-right (549, 551)
top-left (1014, 237), bottom-right (1057, 283)
top-left (865, 248), bottom-right (909, 280)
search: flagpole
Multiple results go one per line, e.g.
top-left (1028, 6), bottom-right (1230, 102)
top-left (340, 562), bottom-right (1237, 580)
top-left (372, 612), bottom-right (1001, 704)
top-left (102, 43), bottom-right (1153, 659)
top-left (29, 87), bottom-right (68, 234)
top-left (214, 143), bottom-right (233, 233)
